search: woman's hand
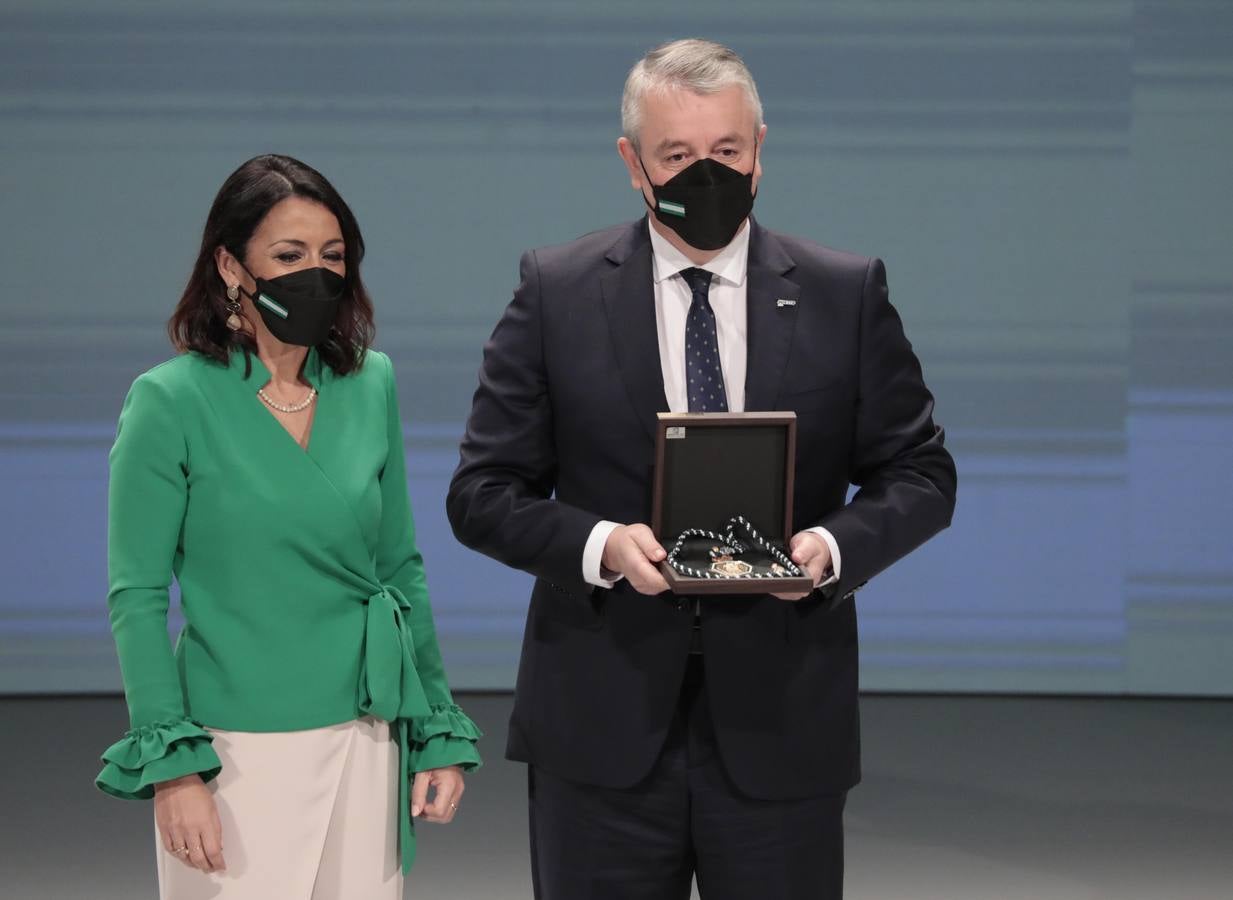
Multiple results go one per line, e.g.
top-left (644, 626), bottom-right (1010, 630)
top-left (154, 774), bottom-right (226, 873)
top-left (411, 766), bottom-right (465, 824)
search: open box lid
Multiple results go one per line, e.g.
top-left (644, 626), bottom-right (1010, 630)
top-left (651, 412), bottom-right (797, 545)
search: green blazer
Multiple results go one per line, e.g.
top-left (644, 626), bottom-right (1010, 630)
top-left (95, 346), bottom-right (480, 873)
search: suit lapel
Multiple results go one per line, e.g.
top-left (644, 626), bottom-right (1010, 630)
top-left (601, 220), bottom-right (668, 442)
top-left (744, 221), bottom-right (800, 412)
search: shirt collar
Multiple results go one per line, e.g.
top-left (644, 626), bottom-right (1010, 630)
top-left (648, 217), bottom-right (750, 289)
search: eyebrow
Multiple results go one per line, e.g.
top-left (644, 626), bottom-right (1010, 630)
top-left (653, 134), bottom-right (746, 155)
top-left (267, 238), bottom-right (344, 248)
top-left (653, 138), bottom-right (690, 155)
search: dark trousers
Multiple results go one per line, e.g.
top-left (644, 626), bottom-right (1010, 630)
top-left (528, 655), bottom-right (846, 900)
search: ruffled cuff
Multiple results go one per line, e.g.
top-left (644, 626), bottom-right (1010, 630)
top-left (407, 703), bottom-right (483, 773)
top-left (96, 718), bottom-right (222, 800)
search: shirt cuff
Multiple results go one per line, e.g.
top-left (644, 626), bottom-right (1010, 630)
top-left (583, 520), bottom-right (624, 588)
top-left (806, 526), bottom-right (841, 587)
top-left (408, 734), bottom-right (483, 774)
top-left (407, 703), bottom-right (483, 774)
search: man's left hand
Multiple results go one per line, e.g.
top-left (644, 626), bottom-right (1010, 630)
top-left (771, 531), bottom-right (832, 601)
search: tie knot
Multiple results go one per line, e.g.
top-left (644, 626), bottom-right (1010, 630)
top-left (680, 267), bottom-right (712, 296)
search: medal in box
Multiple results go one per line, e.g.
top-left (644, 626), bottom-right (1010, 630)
top-left (651, 412), bottom-right (814, 595)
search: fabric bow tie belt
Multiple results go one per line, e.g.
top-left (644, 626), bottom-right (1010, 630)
top-left (358, 584), bottom-right (431, 874)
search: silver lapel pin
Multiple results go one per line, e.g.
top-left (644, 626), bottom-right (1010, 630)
top-left (776, 298), bottom-right (797, 308)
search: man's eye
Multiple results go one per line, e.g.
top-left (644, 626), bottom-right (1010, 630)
top-left (667, 153), bottom-right (687, 164)
top-left (717, 148), bottom-right (738, 158)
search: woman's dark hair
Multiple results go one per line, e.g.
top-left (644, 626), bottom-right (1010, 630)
top-left (168, 154), bottom-right (374, 376)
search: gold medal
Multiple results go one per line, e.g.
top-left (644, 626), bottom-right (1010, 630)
top-left (710, 559), bottom-right (753, 577)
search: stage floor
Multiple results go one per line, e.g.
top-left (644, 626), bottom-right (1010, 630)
top-left (2, 693), bottom-right (1230, 899)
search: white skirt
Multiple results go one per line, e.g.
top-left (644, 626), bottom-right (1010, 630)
top-left (156, 716), bottom-right (402, 900)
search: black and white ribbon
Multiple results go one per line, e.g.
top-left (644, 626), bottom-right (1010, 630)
top-left (665, 515), bottom-right (805, 580)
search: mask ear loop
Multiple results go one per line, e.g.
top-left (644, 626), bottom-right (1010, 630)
top-left (232, 258), bottom-right (261, 303)
top-left (750, 128), bottom-right (760, 202)
top-left (636, 151), bottom-right (659, 215)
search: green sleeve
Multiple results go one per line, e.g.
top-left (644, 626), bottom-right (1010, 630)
top-left (96, 371), bottom-right (221, 799)
top-left (374, 353), bottom-right (482, 772)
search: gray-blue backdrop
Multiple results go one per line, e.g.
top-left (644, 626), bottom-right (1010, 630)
top-left (2, 1), bottom-right (1230, 694)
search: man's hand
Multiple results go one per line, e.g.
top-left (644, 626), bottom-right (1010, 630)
top-left (601, 524), bottom-right (670, 595)
top-left (772, 531), bottom-right (833, 601)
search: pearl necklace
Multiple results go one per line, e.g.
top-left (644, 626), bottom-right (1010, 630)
top-left (665, 515), bottom-right (804, 580)
top-left (257, 386), bottom-right (317, 414)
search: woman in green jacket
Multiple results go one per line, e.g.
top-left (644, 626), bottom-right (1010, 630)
top-left (96, 154), bottom-right (480, 899)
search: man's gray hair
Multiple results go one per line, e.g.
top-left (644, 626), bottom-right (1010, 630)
top-left (621, 38), bottom-right (763, 150)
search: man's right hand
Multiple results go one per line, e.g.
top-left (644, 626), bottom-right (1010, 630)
top-left (601, 524), bottom-right (670, 595)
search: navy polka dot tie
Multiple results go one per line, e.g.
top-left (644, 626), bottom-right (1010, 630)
top-left (681, 267), bottom-right (729, 413)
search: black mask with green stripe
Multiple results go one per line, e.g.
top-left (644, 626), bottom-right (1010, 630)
top-left (240, 265), bottom-right (345, 347)
top-left (637, 146), bottom-right (757, 251)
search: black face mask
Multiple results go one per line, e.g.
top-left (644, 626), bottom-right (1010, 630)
top-left (240, 265), bottom-right (345, 347)
top-left (638, 142), bottom-right (757, 251)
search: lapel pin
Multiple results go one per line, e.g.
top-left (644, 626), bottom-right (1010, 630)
top-left (776, 298), bottom-right (797, 308)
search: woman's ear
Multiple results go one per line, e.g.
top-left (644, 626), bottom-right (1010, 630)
top-left (214, 246), bottom-right (248, 293)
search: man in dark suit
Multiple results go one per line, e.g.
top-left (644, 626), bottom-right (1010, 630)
top-left (447, 38), bottom-right (957, 900)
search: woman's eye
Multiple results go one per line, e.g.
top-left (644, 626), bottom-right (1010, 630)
top-left (276, 252), bottom-right (302, 264)
top-left (323, 252), bottom-right (345, 263)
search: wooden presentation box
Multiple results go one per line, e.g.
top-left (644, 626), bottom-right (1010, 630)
top-left (651, 412), bottom-right (814, 595)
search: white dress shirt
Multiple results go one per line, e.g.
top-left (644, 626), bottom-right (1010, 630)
top-left (581, 220), bottom-right (842, 589)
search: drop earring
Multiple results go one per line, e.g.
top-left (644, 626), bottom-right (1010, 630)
top-left (225, 284), bottom-right (243, 332)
